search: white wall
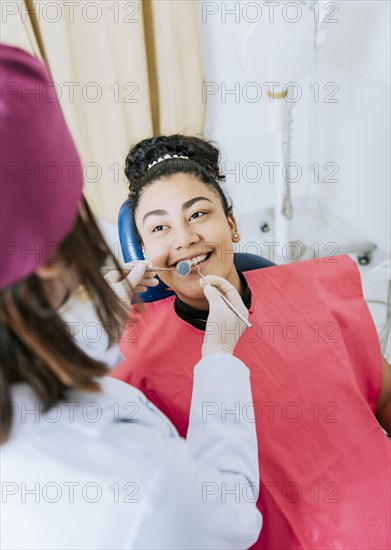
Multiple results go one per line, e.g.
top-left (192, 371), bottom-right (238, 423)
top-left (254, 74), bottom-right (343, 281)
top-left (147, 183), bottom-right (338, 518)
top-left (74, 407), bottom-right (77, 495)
top-left (315, 0), bottom-right (390, 252)
top-left (196, 0), bottom-right (390, 253)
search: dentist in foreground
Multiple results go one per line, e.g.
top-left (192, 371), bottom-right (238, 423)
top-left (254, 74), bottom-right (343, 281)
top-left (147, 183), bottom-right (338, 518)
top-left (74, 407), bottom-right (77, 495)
top-left (0, 45), bottom-right (262, 550)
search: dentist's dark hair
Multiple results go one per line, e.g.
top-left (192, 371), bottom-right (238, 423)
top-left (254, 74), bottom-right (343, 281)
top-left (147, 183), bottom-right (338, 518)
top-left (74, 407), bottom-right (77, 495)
top-left (0, 198), bottom-right (131, 444)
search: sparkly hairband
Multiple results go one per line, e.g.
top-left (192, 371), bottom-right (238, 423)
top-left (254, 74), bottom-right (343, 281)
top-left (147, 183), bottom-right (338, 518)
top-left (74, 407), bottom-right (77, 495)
top-left (147, 153), bottom-right (189, 171)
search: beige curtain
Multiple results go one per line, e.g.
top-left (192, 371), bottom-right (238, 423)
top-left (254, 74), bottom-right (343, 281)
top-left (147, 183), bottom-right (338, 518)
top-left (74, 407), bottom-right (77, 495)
top-left (0, 1), bottom-right (40, 57)
top-left (1, 0), bottom-right (204, 224)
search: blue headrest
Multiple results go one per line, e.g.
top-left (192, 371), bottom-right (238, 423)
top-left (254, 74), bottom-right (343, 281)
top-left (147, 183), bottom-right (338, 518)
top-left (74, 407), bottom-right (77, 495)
top-left (118, 199), bottom-right (144, 263)
top-left (118, 199), bottom-right (275, 302)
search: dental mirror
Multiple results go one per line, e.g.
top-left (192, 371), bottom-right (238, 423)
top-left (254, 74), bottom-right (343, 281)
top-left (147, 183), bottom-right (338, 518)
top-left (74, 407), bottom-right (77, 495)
top-left (176, 260), bottom-right (192, 277)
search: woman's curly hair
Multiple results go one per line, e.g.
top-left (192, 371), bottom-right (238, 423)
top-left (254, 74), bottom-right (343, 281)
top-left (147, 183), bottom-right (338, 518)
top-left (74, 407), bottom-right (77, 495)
top-left (124, 134), bottom-right (232, 217)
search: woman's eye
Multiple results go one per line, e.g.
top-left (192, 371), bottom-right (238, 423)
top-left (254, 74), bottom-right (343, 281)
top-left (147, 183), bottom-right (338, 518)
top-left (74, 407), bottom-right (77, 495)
top-left (152, 225), bottom-right (167, 233)
top-left (190, 211), bottom-right (206, 221)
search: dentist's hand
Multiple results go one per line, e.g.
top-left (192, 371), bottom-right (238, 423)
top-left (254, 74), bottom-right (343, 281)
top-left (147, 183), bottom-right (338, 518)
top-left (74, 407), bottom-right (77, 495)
top-left (104, 262), bottom-right (159, 305)
top-left (201, 275), bottom-right (249, 357)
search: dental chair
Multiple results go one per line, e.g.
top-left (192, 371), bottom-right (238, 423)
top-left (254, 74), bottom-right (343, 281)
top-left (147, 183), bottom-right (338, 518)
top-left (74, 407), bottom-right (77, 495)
top-left (118, 200), bottom-right (276, 302)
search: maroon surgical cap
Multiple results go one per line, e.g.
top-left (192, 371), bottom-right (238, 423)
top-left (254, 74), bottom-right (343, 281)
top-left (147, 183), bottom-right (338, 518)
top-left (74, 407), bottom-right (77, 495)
top-left (0, 45), bottom-right (83, 289)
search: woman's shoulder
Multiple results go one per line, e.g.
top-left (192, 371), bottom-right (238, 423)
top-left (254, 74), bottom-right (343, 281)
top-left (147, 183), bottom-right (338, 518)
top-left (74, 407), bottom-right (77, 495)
top-left (244, 255), bottom-right (360, 289)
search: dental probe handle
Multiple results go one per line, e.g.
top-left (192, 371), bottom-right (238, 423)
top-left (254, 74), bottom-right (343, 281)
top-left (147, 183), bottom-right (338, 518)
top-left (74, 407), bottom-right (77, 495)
top-left (144, 266), bottom-right (176, 272)
top-left (194, 264), bottom-right (252, 328)
top-left (216, 291), bottom-right (253, 329)
top-left (125, 261), bottom-right (176, 272)
top-left (100, 265), bottom-right (176, 272)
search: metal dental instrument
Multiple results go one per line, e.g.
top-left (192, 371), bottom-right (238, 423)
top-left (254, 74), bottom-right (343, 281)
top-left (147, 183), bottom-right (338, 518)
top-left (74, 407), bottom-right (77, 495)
top-left (103, 259), bottom-right (252, 327)
top-left (176, 260), bottom-right (192, 276)
top-left (101, 264), bottom-right (176, 273)
top-left (144, 266), bottom-right (176, 272)
top-left (102, 261), bottom-right (191, 273)
top-left (177, 260), bottom-right (253, 329)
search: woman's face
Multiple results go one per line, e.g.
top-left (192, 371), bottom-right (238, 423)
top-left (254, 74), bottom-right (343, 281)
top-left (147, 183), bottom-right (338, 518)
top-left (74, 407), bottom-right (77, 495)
top-left (135, 174), bottom-right (241, 309)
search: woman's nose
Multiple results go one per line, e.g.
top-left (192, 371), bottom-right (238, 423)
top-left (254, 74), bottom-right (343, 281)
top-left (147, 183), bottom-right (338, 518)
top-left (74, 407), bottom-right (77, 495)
top-left (172, 224), bottom-right (200, 249)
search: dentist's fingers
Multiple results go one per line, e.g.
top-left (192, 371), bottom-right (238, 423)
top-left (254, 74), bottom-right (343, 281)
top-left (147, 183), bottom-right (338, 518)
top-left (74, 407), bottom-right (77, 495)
top-left (132, 274), bottom-right (160, 293)
top-left (200, 275), bottom-right (248, 318)
top-left (201, 276), bottom-right (249, 357)
top-left (104, 263), bottom-right (158, 287)
top-left (126, 263), bottom-right (160, 289)
top-left (128, 264), bottom-right (159, 293)
top-left (104, 263), bottom-right (159, 305)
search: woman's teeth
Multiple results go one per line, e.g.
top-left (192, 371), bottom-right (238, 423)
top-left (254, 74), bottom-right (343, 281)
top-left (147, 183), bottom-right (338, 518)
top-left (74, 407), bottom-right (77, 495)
top-left (190, 254), bottom-right (208, 266)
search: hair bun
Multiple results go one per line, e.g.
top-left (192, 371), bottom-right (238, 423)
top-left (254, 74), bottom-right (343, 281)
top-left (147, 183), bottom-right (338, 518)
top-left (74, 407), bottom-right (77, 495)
top-left (125, 134), bottom-right (223, 185)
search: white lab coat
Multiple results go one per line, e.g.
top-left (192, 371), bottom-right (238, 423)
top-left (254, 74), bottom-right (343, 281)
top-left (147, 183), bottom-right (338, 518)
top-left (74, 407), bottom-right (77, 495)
top-left (1, 353), bottom-right (262, 550)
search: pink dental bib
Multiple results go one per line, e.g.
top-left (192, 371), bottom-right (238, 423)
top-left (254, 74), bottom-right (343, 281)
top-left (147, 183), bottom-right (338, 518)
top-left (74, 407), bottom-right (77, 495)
top-left (113, 255), bottom-right (390, 549)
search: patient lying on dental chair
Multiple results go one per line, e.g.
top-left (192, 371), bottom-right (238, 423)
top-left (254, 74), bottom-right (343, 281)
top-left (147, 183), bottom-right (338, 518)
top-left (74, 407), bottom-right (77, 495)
top-left (112, 135), bottom-right (391, 550)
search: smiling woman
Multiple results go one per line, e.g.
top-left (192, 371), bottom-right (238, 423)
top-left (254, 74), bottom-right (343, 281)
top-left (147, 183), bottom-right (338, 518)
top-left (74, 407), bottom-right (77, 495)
top-left (124, 135), bottom-right (243, 310)
top-left (136, 174), bottom-right (242, 309)
top-left (113, 134), bottom-right (391, 550)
